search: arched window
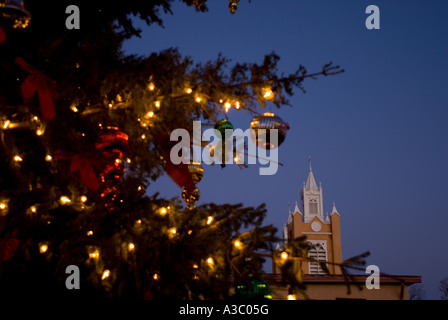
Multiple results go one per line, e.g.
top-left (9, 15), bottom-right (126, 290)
top-left (308, 242), bottom-right (327, 274)
top-left (309, 198), bottom-right (318, 215)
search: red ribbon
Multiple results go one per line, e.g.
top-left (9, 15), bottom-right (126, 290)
top-left (156, 133), bottom-right (196, 195)
top-left (54, 150), bottom-right (101, 192)
top-left (15, 57), bottom-right (59, 121)
top-left (0, 27), bottom-right (5, 44)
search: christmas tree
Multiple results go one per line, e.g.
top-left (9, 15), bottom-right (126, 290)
top-left (0, 0), bottom-right (348, 299)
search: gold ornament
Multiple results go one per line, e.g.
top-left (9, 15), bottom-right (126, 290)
top-left (182, 188), bottom-right (200, 206)
top-left (188, 162), bottom-right (204, 184)
top-left (0, 0), bottom-right (31, 29)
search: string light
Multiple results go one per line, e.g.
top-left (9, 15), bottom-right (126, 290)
top-left (86, 230), bottom-right (93, 236)
top-left (39, 243), bottom-right (48, 254)
top-left (126, 158), bottom-right (131, 164)
top-left (154, 100), bottom-right (161, 108)
top-left (136, 219), bottom-right (142, 224)
top-left (153, 273), bottom-right (159, 280)
top-left (101, 269), bottom-right (110, 280)
top-left (3, 120), bottom-right (11, 129)
top-left (70, 105), bottom-right (78, 112)
top-left (234, 240), bottom-right (242, 249)
top-left (262, 87), bottom-right (274, 100)
top-left (206, 216), bottom-right (213, 225)
top-left (89, 249), bottom-right (100, 259)
top-left (0, 203), bottom-right (7, 210)
top-left (33, 116), bottom-right (39, 121)
top-left (287, 294), bottom-right (297, 300)
top-left (148, 83), bottom-right (155, 91)
top-left (14, 155), bottom-right (23, 162)
top-left (235, 101), bottom-right (241, 109)
top-left (146, 111), bottom-right (154, 118)
top-left (80, 196), bottom-right (87, 203)
top-left (185, 88), bottom-right (193, 94)
top-left (168, 228), bottom-right (177, 235)
top-left (60, 196), bottom-right (71, 204)
top-left (36, 129), bottom-right (43, 136)
top-left (193, 264), bottom-right (199, 269)
top-left (141, 134), bottom-right (146, 140)
top-left (30, 206), bottom-right (37, 213)
top-left (195, 96), bottom-right (202, 103)
top-left (128, 243), bottom-right (135, 251)
top-left (224, 102), bottom-right (231, 112)
top-left (207, 257), bottom-right (214, 266)
top-left (159, 207), bottom-right (168, 216)
top-left (280, 251), bottom-right (289, 261)
top-left (45, 155), bottom-right (52, 161)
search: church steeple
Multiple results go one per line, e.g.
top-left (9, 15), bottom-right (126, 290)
top-left (305, 164), bottom-right (319, 191)
top-left (300, 159), bottom-right (324, 222)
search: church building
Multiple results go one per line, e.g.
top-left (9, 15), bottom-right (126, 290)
top-left (268, 162), bottom-right (421, 300)
top-left (284, 162), bottom-right (342, 275)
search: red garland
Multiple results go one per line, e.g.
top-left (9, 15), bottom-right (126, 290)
top-left (54, 150), bottom-right (101, 192)
top-left (15, 57), bottom-right (59, 121)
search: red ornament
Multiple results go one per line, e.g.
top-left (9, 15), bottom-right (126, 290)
top-left (95, 127), bottom-right (128, 211)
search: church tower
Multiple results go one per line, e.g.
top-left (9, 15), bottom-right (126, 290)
top-left (283, 162), bottom-right (343, 275)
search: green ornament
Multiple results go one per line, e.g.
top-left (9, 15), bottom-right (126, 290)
top-left (235, 277), bottom-right (272, 300)
top-left (214, 119), bottom-right (233, 140)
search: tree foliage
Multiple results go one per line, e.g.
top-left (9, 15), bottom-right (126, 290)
top-left (0, 0), bottom-right (344, 298)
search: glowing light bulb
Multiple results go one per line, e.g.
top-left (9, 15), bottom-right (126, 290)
top-left (287, 294), bottom-right (297, 300)
top-left (206, 216), bottom-right (213, 225)
top-left (146, 111), bottom-right (154, 118)
top-left (235, 101), bottom-right (241, 109)
top-left (234, 240), bottom-right (242, 249)
top-left (0, 203), bottom-right (7, 210)
top-left (30, 206), bottom-right (37, 213)
top-left (169, 228), bottom-right (177, 235)
top-left (71, 105), bottom-right (78, 112)
top-left (126, 158), bottom-right (131, 164)
top-left (281, 251), bottom-right (288, 261)
top-left (263, 88), bottom-right (274, 99)
top-left (154, 100), bottom-right (161, 108)
top-left (141, 134), bottom-right (146, 140)
top-left (60, 196), bottom-right (71, 204)
top-left (39, 243), bottom-right (48, 254)
top-left (3, 120), bottom-right (11, 129)
top-left (159, 207), bottom-right (168, 215)
top-left (207, 257), bottom-right (214, 266)
top-left (89, 250), bottom-right (99, 259)
top-left (148, 83), bottom-right (155, 91)
top-left (153, 273), bottom-right (158, 280)
top-left (136, 219), bottom-right (142, 224)
top-left (86, 230), bottom-right (93, 236)
top-left (128, 243), bottom-right (135, 251)
top-left (195, 96), bottom-right (202, 103)
top-left (45, 155), bottom-right (52, 161)
top-left (101, 269), bottom-right (110, 280)
top-left (14, 155), bottom-right (23, 162)
top-left (80, 196), bottom-right (87, 203)
top-left (186, 88), bottom-right (193, 94)
top-left (193, 264), bottom-right (199, 269)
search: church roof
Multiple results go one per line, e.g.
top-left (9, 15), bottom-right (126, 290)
top-left (305, 166), bottom-right (319, 191)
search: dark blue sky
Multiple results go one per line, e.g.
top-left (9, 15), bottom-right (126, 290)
top-left (124, 0), bottom-right (448, 299)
